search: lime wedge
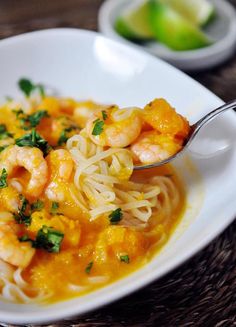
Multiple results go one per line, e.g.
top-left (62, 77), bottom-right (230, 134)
top-left (149, 0), bottom-right (212, 51)
top-left (115, 0), bottom-right (154, 40)
top-left (163, 0), bottom-right (215, 26)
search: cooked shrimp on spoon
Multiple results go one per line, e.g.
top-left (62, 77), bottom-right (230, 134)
top-left (130, 98), bottom-right (236, 170)
top-left (86, 98), bottom-right (236, 170)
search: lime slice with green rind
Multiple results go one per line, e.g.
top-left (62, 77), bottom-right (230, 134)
top-left (149, 0), bottom-right (212, 51)
top-left (162, 0), bottom-right (215, 27)
top-left (115, 0), bottom-right (154, 40)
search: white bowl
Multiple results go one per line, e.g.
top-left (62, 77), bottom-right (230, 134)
top-left (0, 28), bottom-right (235, 324)
top-left (98, 0), bottom-right (236, 71)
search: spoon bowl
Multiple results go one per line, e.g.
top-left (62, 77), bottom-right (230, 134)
top-left (134, 99), bottom-right (236, 170)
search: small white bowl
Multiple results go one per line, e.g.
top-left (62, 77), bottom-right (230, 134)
top-left (0, 28), bottom-right (236, 324)
top-left (98, 0), bottom-right (236, 71)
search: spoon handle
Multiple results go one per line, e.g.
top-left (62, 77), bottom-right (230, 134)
top-left (189, 99), bottom-right (236, 143)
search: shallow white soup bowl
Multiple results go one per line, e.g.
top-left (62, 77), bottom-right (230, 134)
top-left (0, 28), bottom-right (235, 325)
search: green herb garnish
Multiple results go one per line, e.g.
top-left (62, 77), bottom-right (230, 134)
top-left (58, 126), bottom-right (80, 146)
top-left (33, 225), bottom-right (64, 253)
top-left (50, 202), bottom-right (59, 214)
top-left (0, 168), bottom-right (8, 189)
top-left (109, 208), bottom-right (123, 225)
top-left (58, 130), bottom-right (68, 146)
top-left (120, 255), bottom-right (129, 263)
top-left (51, 202), bottom-right (59, 210)
top-left (13, 109), bottom-right (24, 118)
top-left (19, 226), bottom-right (64, 254)
top-left (13, 109), bottom-right (27, 129)
top-left (0, 124), bottom-right (13, 140)
top-left (102, 110), bottom-right (108, 120)
top-left (14, 109), bottom-right (49, 130)
top-left (37, 85), bottom-right (45, 98)
top-left (27, 110), bottom-right (49, 128)
top-left (0, 146), bottom-right (8, 153)
top-left (0, 125), bottom-right (7, 134)
top-left (13, 195), bottom-right (31, 226)
top-left (19, 235), bottom-right (33, 242)
top-left (15, 129), bottom-right (51, 156)
top-left (91, 111), bottom-right (107, 136)
top-left (85, 261), bottom-right (93, 274)
top-left (92, 118), bottom-right (104, 136)
top-left (31, 200), bottom-right (44, 211)
top-left (18, 79), bottom-right (35, 97)
top-left (18, 78), bottom-right (45, 98)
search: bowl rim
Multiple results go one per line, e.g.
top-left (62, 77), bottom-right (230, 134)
top-left (0, 28), bottom-right (235, 324)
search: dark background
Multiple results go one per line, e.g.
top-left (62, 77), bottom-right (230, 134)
top-left (0, 1), bottom-right (235, 326)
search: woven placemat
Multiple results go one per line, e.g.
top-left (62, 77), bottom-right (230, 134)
top-left (0, 1), bottom-right (235, 326)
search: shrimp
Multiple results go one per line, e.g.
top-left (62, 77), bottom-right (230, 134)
top-left (143, 98), bottom-right (190, 139)
top-left (73, 101), bottom-right (110, 128)
top-left (0, 186), bottom-right (20, 212)
top-left (86, 107), bottom-right (142, 148)
top-left (130, 131), bottom-right (182, 164)
top-left (48, 149), bottom-right (74, 181)
top-left (0, 145), bottom-right (48, 197)
top-left (45, 149), bottom-right (74, 202)
top-left (0, 220), bottom-right (35, 268)
top-left (37, 115), bottom-right (80, 147)
top-left (45, 149), bottom-right (87, 219)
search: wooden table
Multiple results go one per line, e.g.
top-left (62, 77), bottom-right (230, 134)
top-left (0, 1), bottom-right (235, 326)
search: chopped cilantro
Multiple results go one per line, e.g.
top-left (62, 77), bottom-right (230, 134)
top-left (0, 125), bottom-right (6, 134)
top-left (37, 84), bottom-right (45, 98)
top-left (85, 261), bottom-right (93, 274)
top-left (120, 255), bottom-right (129, 263)
top-left (50, 202), bottom-right (59, 214)
top-left (13, 109), bottom-right (24, 118)
top-left (102, 110), bottom-right (108, 120)
top-left (92, 119), bottom-right (104, 136)
top-left (0, 124), bottom-right (13, 140)
top-left (13, 109), bottom-right (27, 129)
top-left (33, 225), bottom-right (64, 253)
top-left (0, 168), bottom-right (8, 189)
top-left (14, 109), bottom-right (49, 130)
top-left (18, 79), bottom-right (35, 97)
top-left (31, 200), bottom-right (44, 211)
top-left (51, 202), bottom-right (59, 210)
top-left (28, 110), bottom-right (49, 128)
top-left (15, 129), bottom-right (51, 156)
top-left (0, 146), bottom-right (8, 153)
top-left (58, 126), bottom-right (80, 146)
top-left (58, 130), bottom-right (68, 146)
top-left (18, 78), bottom-right (45, 98)
top-left (109, 208), bottom-right (123, 225)
top-left (20, 195), bottom-right (28, 212)
top-left (19, 226), bottom-right (64, 253)
top-left (19, 235), bottom-right (32, 242)
top-left (13, 195), bottom-right (31, 226)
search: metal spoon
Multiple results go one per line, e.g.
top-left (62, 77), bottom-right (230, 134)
top-left (134, 99), bottom-right (236, 170)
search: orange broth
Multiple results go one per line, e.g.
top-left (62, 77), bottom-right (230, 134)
top-left (0, 96), bottom-right (186, 303)
top-left (21, 165), bottom-right (186, 303)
